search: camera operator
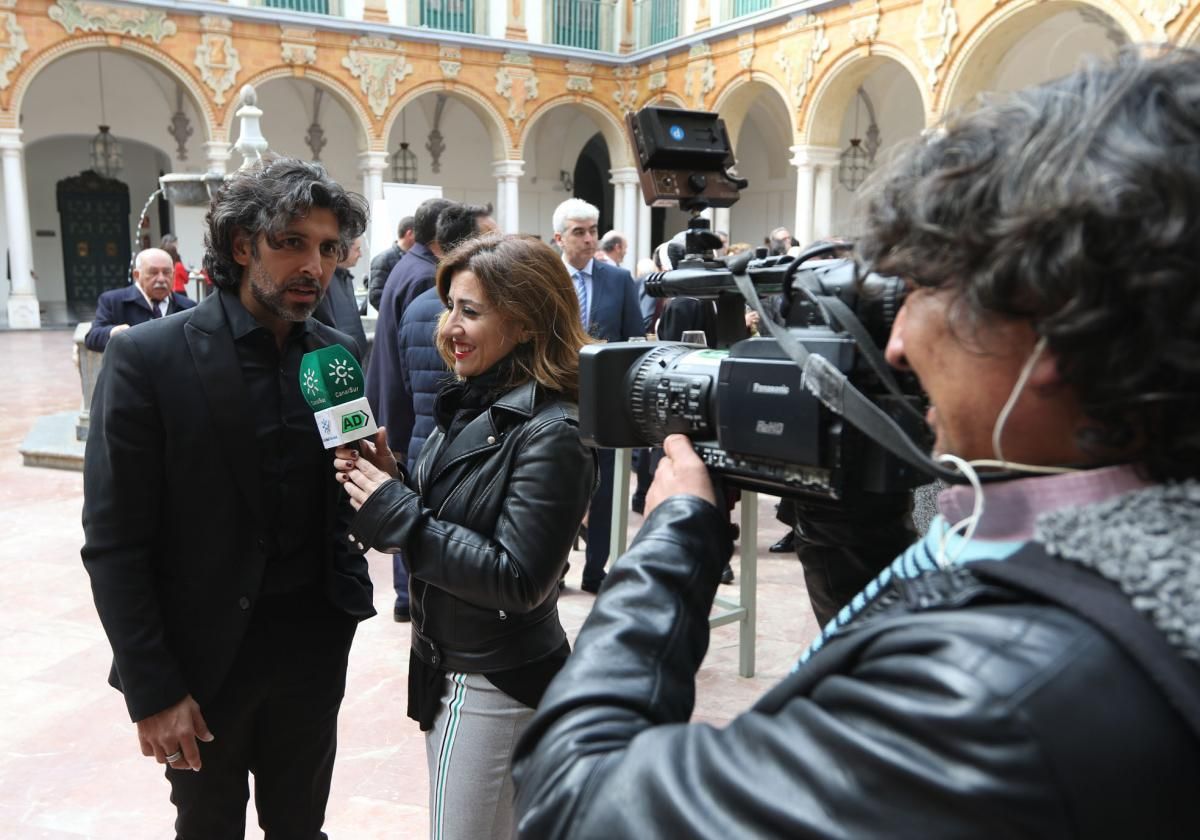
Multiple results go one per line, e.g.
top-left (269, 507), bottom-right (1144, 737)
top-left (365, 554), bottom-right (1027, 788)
top-left (512, 50), bottom-right (1200, 837)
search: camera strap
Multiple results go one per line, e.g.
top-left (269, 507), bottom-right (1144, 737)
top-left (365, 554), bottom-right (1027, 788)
top-left (732, 271), bottom-right (966, 485)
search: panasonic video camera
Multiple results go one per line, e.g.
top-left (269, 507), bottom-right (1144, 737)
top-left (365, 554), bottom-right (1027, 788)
top-left (576, 105), bottom-right (930, 501)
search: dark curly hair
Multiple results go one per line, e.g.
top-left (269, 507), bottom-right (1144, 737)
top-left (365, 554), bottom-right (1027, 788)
top-left (857, 48), bottom-right (1200, 481)
top-left (203, 157), bottom-right (368, 289)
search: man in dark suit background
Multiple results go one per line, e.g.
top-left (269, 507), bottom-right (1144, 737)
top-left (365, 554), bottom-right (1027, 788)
top-left (314, 234), bottom-right (368, 360)
top-left (81, 158), bottom-right (374, 838)
top-left (367, 215), bottom-right (414, 311)
top-left (84, 247), bottom-right (196, 351)
top-left (553, 198), bottom-right (642, 593)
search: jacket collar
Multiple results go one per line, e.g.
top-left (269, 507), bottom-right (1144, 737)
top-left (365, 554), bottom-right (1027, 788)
top-left (423, 379), bottom-right (540, 488)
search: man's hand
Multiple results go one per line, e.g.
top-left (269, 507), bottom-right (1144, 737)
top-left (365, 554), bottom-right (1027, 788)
top-left (644, 435), bottom-right (717, 516)
top-left (135, 694), bottom-right (213, 772)
top-left (110, 324), bottom-right (131, 336)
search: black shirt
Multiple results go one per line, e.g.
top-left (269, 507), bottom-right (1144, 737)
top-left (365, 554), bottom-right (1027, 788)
top-left (220, 289), bottom-right (328, 596)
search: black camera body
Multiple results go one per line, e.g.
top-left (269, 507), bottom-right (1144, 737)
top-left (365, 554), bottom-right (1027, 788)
top-left (577, 105), bottom-right (930, 501)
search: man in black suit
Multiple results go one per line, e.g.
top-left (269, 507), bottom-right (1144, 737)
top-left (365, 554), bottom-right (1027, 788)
top-left (367, 215), bottom-right (414, 311)
top-left (81, 158), bottom-right (374, 838)
top-left (314, 234), bottom-right (368, 359)
top-left (553, 198), bottom-right (642, 593)
top-left (84, 247), bottom-right (196, 351)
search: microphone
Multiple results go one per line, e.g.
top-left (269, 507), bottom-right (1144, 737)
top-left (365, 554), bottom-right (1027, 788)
top-left (299, 344), bottom-right (379, 449)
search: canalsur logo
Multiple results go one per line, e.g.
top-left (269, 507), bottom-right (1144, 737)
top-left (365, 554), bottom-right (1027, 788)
top-left (328, 358), bottom-right (355, 387)
top-left (302, 368), bottom-right (320, 397)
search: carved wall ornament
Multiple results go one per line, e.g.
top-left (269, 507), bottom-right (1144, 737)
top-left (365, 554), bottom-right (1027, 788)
top-left (195, 20), bottom-right (241, 106)
top-left (439, 45), bottom-right (462, 79)
top-left (849, 0), bottom-right (882, 45)
top-left (613, 66), bottom-right (639, 114)
top-left (342, 36), bottom-right (414, 118)
top-left (775, 17), bottom-right (830, 111)
top-left (688, 42), bottom-right (712, 59)
top-left (0, 12), bottom-right (28, 90)
top-left (49, 0), bottom-right (177, 43)
top-left (167, 86), bottom-right (193, 160)
top-left (1139, 0), bottom-right (1185, 41)
top-left (916, 0), bottom-right (958, 90)
top-left (280, 26), bottom-right (317, 66)
top-left (502, 50), bottom-right (533, 66)
top-left (565, 60), bottom-right (595, 93)
top-left (737, 31), bottom-right (755, 70)
top-left (495, 56), bottom-right (539, 129)
top-left (684, 56), bottom-right (716, 108)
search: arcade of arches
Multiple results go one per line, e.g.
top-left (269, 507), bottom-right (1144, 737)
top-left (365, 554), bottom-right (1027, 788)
top-left (0, 0), bottom-right (1193, 327)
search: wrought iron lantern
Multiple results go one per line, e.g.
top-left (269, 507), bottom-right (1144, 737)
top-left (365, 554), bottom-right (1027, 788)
top-left (391, 142), bottom-right (418, 183)
top-left (91, 125), bottom-right (123, 179)
top-left (838, 87), bottom-right (874, 192)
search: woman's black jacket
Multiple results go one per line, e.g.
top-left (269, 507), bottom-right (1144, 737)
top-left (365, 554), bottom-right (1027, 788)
top-left (349, 379), bottom-right (596, 673)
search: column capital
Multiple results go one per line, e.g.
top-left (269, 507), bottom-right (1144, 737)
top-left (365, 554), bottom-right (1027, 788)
top-left (204, 140), bottom-right (232, 175)
top-left (609, 166), bottom-right (640, 185)
top-left (0, 127), bottom-right (23, 151)
top-left (789, 144), bottom-right (841, 169)
top-left (492, 159), bottom-right (525, 179)
top-left (357, 150), bottom-right (388, 172)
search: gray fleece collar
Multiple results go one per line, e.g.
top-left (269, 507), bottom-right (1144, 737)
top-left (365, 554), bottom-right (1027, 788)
top-left (1035, 480), bottom-right (1200, 663)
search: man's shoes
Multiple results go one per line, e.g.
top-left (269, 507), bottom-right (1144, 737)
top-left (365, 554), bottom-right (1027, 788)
top-left (769, 531), bottom-right (797, 553)
top-left (720, 563), bottom-right (735, 585)
top-left (580, 575), bottom-right (605, 594)
top-left (393, 605), bottom-right (411, 623)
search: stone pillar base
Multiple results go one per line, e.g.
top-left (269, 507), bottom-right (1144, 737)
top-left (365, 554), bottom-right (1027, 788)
top-left (7, 294), bottom-right (41, 329)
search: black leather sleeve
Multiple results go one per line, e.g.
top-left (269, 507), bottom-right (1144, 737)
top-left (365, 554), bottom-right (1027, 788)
top-left (350, 417), bottom-right (594, 613)
top-left (80, 330), bottom-right (189, 721)
top-left (510, 496), bottom-right (1084, 839)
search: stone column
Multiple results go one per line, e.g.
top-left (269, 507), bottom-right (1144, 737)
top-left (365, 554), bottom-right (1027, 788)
top-left (358, 150), bottom-right (388, 202)
top-left (610, 166), bottom-right (640, 271)
top-left (0, 129), bottom-right (39, 329)
top-left (790, 144), bottom-right (840, 248)
top-left (636, 192), bottom-right (652, 263)
top-left (492, 160), bottom-right (524, 234)
top-left (204, 140), bottom-right (232, 175)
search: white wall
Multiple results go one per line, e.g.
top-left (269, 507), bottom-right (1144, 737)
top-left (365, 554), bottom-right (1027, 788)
top-left (727, 107), bottom-right (794, 248)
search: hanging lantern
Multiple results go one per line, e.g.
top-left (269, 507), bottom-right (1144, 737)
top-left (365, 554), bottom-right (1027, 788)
top-left (838, 138), bottom-right (870, 192)
top-left (391, 141), bottom-right (418, 183)
top-left (91, 125), bottom-right (123, 179)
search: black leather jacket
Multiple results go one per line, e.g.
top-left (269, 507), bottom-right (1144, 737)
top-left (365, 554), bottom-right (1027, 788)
top-left (511, 496), bottom-right (1200, 838)
top-left (350, 380), bottom-right (595, 674)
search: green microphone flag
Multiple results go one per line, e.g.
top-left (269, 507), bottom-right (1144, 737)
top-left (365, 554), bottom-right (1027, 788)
top-left (299, 344), bottom-right (379, 449)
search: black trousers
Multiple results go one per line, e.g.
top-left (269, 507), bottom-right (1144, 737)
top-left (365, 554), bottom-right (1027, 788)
top-left (166, 595), bottom-right (357, 840)
top-left (583, 448), bottom-right (615, 587)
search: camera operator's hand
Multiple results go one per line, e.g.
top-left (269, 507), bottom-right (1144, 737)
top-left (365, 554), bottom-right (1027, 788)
top-left (645, 435), bottom-right (718, 516)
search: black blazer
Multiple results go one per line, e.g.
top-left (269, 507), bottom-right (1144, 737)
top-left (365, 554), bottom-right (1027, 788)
top-left (84, 284), bottom-right (196, 352)
top-left (81, 293), bottom-right (375, 722)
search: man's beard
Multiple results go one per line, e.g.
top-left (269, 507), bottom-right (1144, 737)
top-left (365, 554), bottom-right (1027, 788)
top-left (247, 262), bottom-right (325, 322)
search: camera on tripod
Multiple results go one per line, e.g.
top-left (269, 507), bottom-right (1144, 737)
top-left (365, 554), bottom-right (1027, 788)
top-left (577, 105), bottom-right (931, 501)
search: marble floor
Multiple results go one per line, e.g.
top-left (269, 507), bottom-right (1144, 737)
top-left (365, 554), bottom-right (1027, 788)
top-left (0, 329), bottom-right (820, 839)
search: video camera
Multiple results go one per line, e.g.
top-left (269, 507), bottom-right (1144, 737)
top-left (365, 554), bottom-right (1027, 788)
top-left (577, 106), bottom-right (931, 501)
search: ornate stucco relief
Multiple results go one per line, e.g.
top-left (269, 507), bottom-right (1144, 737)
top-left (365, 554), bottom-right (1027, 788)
top-left (684, 44), bottom-right (716, 109)
top-left (0, 12), bottom-right (28, 90)
top-left (565, 60), bottom-right (594, 93)
top-left (613, 65), bottom-right (639, 114)
top-left (774, 16), bottom-right (829, 111)
top-left (1139, 0), bottom-right (1185, 41)
top-left (195, 17), bottom-right (240, 106)
top-left (737, 31), bottom-right (756, 70)
top-left (49, 0), bottom-right (176, 42)
top-left (439, 45), bottom-right (462, 79)
top-left (342, 36), bottom-right (414, 118)
top-left (849, 0), bottom-right (882, 45)
top-left (495, 54), bottom-right (539, 129)
top-left (916, 0), bottom-right (958, 90)
top-left (280, 26), bottom-right (317, 67)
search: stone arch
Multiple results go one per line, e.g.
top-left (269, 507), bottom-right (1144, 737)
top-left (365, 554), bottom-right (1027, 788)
top-left (939, 0), bottom-right (1142, 114)
top-left (711, 71), bottom-right (795, 149)
top-left (803, 44), bottom-right (929, 145)
top-left (519, 95), bottom-right (632, 167)
top-left (224, 67), bottom-right (373, 152)
top-left (381, 81), bottom-right (511, 160)
top-left (1178, 7), bottom-right (1200, 45)
top-left (647, 91), bottom-right (687, 109)
top-left (7, 36), bottom-right (217, 139)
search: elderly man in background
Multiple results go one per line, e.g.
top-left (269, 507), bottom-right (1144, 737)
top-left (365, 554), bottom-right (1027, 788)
top-left (84, 247), bottom-right (196, 352)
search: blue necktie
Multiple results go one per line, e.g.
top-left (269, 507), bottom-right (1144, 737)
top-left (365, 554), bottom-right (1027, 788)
top-left (574, 271), bottom-right (590, 331)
